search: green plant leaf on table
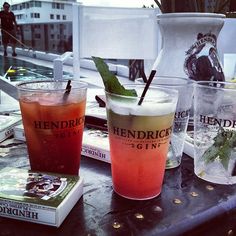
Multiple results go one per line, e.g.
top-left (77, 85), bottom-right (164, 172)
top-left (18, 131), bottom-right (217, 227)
top-left (92, 56), bottom-right (137, 97)
top-left (202, 127), bottom-right (236, 170)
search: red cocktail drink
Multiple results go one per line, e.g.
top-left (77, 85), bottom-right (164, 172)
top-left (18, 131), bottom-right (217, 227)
top-left (106, 85), bottom-right (178, 200)
top-left (17, 80), bottom-right (87, 175)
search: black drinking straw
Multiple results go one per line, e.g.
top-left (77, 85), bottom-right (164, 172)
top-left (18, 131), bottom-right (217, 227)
top-left (138, 70), bottom-right (156, 106)
top-left (141, 70), bottom-right (148, 83)
top-left (63, 80), bottom-right (72, 100)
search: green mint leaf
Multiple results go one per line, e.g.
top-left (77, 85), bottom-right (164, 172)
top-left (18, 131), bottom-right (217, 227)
top-left (92, 56), bottom-right (137, 97)
top-left (203, 145), bottom-right (219, 164)
top-left (213, 127), bottom-right (227, 146)
top-left (219, 146), bottom-right (231, 170)
top-left (229, 131), bottom-right (236, 147)
top-left (202, 128), bottom-right (236, 170)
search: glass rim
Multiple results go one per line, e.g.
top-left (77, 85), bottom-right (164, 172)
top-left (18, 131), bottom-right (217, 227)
top-left (195, 81), bottom-right (236, 91)
top-left (136, 76), bottom-right (194, 88)
top-left (16, 79), bottom-right (88, 92)
top-left (105, 83), bottom-right (178, 99)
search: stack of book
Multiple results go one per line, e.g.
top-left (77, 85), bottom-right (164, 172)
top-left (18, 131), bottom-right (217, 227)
top-left (0, 167), bottom-right (83, 227)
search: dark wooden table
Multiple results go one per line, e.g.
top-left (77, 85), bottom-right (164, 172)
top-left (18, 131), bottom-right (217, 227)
top-left (0, 137), bottom-right (236, 236)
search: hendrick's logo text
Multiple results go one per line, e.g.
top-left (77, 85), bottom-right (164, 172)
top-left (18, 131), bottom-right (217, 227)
top-left (34, 116), bottom-right (85, 129)
top-left (199, 115), bottom-right (236, 128)
top-left (112, 126), bottom-right (172, 139)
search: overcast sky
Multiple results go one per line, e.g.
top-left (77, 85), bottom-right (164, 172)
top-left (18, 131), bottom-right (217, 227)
top-left (4, 0), bottom-right (156, 7)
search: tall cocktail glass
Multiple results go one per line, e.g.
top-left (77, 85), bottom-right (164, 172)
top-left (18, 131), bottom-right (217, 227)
top-left (137, 76), bottom-right (194, 169)
top-left (17, 80), bottom-right (87, 175)
top-left (194, 81), bottom-right (236, 184)
top-left (105, 84), bottom-right (178, 200)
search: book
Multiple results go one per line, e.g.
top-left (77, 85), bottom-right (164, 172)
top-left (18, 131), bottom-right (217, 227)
top-left (82, 128), bottom-right (110, 163)
top-left (0, 167), bottom-right (83, 227)
top-left (183, 131), bottom-right (194, 158)
top-left (0, 115), bottom-right (22, 143)
top-left (82, 88), bottom-right (110, 162)
top-left (13, 124), bottom-right (25, 141)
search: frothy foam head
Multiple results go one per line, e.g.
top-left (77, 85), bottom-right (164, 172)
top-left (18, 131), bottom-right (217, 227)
top-left (108, 89), bottom-right (177, 116)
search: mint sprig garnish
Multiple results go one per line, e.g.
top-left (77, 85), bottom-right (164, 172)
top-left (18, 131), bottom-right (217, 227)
top-left (92, 56), bottom-right (137, 97)
top-left (202, 127), bottom-right (236, 170)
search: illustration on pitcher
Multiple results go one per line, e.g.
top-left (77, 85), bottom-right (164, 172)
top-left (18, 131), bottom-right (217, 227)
top-left (184, 32), bottom-right (225, 82)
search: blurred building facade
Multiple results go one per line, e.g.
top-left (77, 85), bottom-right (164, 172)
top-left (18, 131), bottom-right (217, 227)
top-left (9, 0), bottom-right (76, 53)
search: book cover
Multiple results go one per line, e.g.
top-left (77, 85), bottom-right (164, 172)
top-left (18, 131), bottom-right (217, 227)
top-left (0, 115), bottom-right (22, 143)
top-left (0, 167), bottom-right (83, 227)
top-left (82, 128), bottom-right (110, 163)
